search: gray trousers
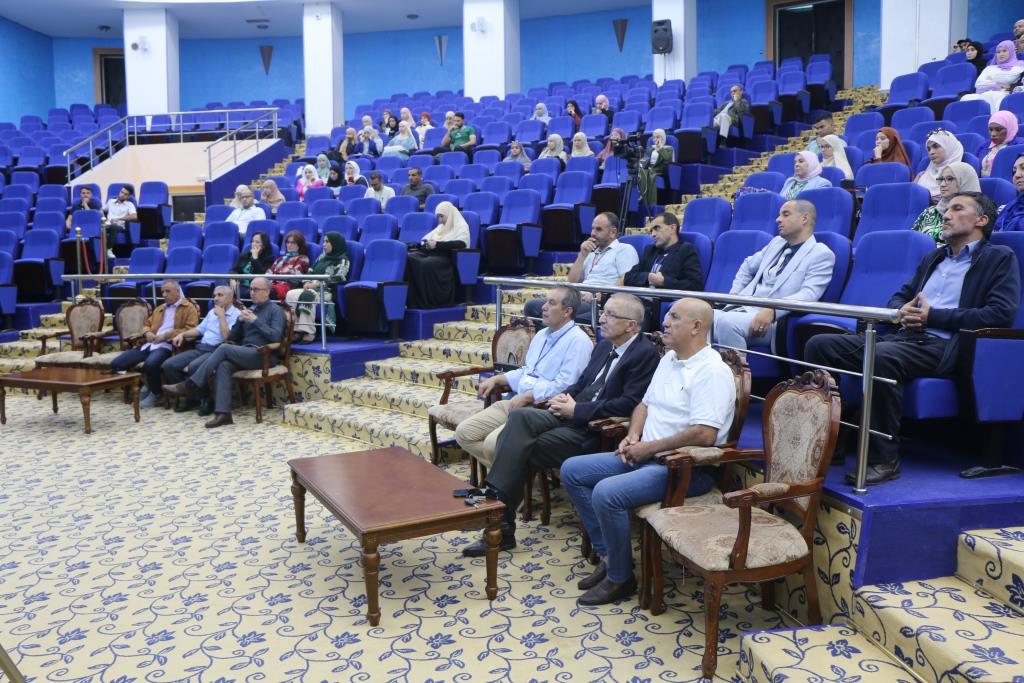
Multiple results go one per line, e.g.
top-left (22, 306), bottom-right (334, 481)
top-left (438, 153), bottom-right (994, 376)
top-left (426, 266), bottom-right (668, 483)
top-left (713, 307), bottom-right (775, 351)
top-left (188, 344), bottom-right (270, 414)
top-left (162, 344), bottom-right (217, 385)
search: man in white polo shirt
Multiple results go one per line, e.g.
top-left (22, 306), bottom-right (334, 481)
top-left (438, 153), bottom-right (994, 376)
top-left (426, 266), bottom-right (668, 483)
top-left (226, 187), bottom-right (266, 237)
top-left (523, 211), bottom-right (639, 329)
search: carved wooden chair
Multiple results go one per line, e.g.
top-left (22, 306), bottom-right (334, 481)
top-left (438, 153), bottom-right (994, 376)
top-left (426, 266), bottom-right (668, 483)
top-left (73, 299), bottom-right (153, 370)
top-left (427, 317), bottom-right (535, 486)
top-left (33, 299), bottom-right (105, 368)
top-left (230, 303), bottom-right (297, 423)
top-left (642, 370), bottom-right (840, 679)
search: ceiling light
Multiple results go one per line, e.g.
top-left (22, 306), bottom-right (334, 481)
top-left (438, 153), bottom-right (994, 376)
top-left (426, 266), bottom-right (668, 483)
top-left (98, 25), bottom-right (111, 32)
top-left (407, 14), bottom-right (419, 20)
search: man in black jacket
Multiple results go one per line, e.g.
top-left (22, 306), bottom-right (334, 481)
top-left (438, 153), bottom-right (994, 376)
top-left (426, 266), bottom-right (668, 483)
top-left (462, 293), bottom-right (660, 556)
top-left (805, 192), bottom-right (1020, 485)
top-left (622, 212), bottom-right (704, 330)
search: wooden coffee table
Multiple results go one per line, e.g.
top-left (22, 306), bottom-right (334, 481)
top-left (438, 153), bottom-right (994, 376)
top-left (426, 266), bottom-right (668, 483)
top-left (289, 447), bottom-right (506, 626)
top-left (0, 367), bottom-right (142, 434)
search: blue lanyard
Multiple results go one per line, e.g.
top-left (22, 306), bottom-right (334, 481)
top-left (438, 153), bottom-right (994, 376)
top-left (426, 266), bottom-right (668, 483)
top-left (531, 323), bottom-right (575, 371)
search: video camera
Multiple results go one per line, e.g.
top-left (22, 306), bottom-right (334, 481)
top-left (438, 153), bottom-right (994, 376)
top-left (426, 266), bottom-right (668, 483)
top-left (612, 127), bottom-right (647, 173)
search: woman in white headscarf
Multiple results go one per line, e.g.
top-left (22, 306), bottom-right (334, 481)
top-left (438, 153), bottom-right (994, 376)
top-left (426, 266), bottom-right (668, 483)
top-left (342, 160), bottom-right (368, 187)
top-left (780, 151), bottom-right (833, 200)
top-left (961, 40), bottom-right (1024, 112)
top-left (538, 133), bottom-right (567, 165)
top-left (354, 126), bottom-right (382, 157)
top-left (570, 132), bottom-right (594, 157)
top-left (295, 164), bottom-right (324, 200)
top-left (532, 102), bottom-right (552, 125)
top-left (820, 133), bottom-right (854, 180)
top-left (915, 130), bottom-right (964, 199)
top-left (229, 184), bottom-right (249, 209)
top-left (381, 121), bottom-right (417, 161)
top-left (911, 161), bottom-right (980, 242)
top-left (503, 140), bottom-right (532, 171)
top-left (405, 201), bottom-right (471, 309)
top-left (639, 128), bottom-right (674, 205)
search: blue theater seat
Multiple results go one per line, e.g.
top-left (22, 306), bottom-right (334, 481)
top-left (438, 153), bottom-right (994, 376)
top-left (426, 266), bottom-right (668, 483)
top-left (184, 244), bottom-right (240, 303)
top-left (398, 212), bottom-right (437, 244)
top-left (439, 151), bottom-right (469, 172)
top-left (342, 239), bottom-right (408, 339)
top-left (854, 162), bottom-right (911, 189)
top-left (458, 164), bottom-right (489, 190)
top-left (677, 232), bottom-right (712, 284)
top-left (473, 149), bottom-right (502, 172)
top-left (463, 191), bottom-right (500, 225)
top-left (797, 187), bottom-right (853, 236)
top-left (980, 177), bottom-right (1017, 208)
top-left (275, 200), bottom-right (307, 224)
top-left (484, 189), bottom-right (543, 272)
top-left (0, 251), bottom-right (15, 315)
top-left (492, 161), bottom-right (524, 186)
top-left (105, 247), bottom-right (166, 303)
top-left (31, 211), bottom-right (65, 235)
top-left (303, 186), bottom-right (334, 204)
top-left (168, 223), bottom-right (202, 251)
top-left (202, 221), bottom-right (241, 249)
top-left (320, 215), bottom-right (358, 242)
top-left (283, 218), bottom-right (318, 247)
top-left (743, 171), bottom-right (786, 194)
top-left (541, 171), bottom-right (596, 249)
top-left (385, 195), bottom-right (419, 223)
top-left (920, 63), bottom-right (981, 119)
top-left (766, 152), bottom-right (797, 177)
top-left (14, 228), bottom-right (63, 300)
top-left (682, 197), bottom-right (732, 241)
top-left (877, 72), bottom-right (929, 123)
top-left (704, 230), bottom-right (772, 294)
top-left (204, 204), bottom-right (233, 223)
top-left (359, 213), bottom-right (398, 244)
top-left (518, 173), bottom-right (554, 204)
top-left (442, 179), bottom-right (475, 206)
top-left (854, 182), bottom-right (931, 247)
top-left (424, 193), bottom-right (457, 214)
top-left (730, 192), bottom-right (784, 234)
top-left (347, 197), bottom-right (382, 228)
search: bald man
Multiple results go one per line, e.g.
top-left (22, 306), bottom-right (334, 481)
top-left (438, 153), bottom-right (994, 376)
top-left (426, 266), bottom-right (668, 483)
top-left (561, 298), bottom-right (737, 606)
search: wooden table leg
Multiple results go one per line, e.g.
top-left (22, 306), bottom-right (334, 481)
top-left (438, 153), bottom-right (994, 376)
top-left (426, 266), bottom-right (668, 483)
top-left (80, 390), bottom-right (92, 434)
top-left (0, 386), bottom-right (5, 425)
top-left (484, 506), bottom-right (503, 601)
top-left (362, 538), bottom-right (381, 627)
top-left (290, 470), bottom-right (307, 543)
top-left (51, 392), bottom-right (58, 414)
top-left (131, 379), bottom-right (140, 422)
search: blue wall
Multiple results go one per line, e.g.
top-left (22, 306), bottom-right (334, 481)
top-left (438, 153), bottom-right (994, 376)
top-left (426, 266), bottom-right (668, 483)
top-left (697, 0), bottom-right (767, 75)
top-left (343, 27), bottom-right (463, 118)
top-left (967, 0), bottom-right (1021, 43)
top-left (520, 6), bottom-right (652, 91)
top-left (853, 0), bottom-right (881, 87)
top-left (0, 17), bottom-right (55, 122)
top-left (179, 37), bottom-right (304, 110)
top-left (52, 38), bottom-right (122, 110)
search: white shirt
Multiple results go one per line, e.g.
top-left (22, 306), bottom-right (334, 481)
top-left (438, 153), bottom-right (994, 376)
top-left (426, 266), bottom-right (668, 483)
top-left (504, 322), bottom-right (592, 402)
top-left (226, 205), bottom-right (266, 235)
top-left (581, 239), bottom-right (640, 287)
top-left (142, 301), bottom-right (180, 353)
top-left (364, 185), bottom-right (396, 209)
top-left (640, 345), bottom-right (736, 446)
top-left (103, 198), bottom-right (136, 225)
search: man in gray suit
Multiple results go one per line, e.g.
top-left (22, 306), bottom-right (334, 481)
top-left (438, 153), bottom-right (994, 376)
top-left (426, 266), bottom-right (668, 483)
top-left (713, 199), bottom-right (835, 350)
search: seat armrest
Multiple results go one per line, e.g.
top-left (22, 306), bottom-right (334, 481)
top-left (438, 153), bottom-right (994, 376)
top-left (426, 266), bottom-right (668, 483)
top-left (658, 447), bottom-right (764, 509)
top-left (960, 328), bottom-right (1024, 340)
top-left (36, 329), bottom-right (70, 355)
top-left (436, 365), bottom-right (494, 405)
top-left (722, 478), bottom-right (823, 508)
top-left (587, 416), bottom-right (628, 432)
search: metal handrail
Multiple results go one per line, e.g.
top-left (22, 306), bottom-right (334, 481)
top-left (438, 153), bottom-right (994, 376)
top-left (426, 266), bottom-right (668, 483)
top-left (483, 276), bottom-right (901, 494)
top-left (203, 109), bottom-right (279, 180)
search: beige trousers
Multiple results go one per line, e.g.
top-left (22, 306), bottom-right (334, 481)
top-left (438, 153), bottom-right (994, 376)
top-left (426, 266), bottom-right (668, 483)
top-left (453, 399), bottom-right (513, 467)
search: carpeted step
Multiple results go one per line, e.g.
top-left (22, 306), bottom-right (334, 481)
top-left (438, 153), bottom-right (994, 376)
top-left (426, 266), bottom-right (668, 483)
top-left (739, 624), bottom-right (917, 683)
top-left (500, 288), bottom-right (548, 305)
top-left (957, 527), bottom-right (1024, 616)
top-left (399, 338), bottom-right (491, 366)
top-left (326, 377), bottom-right (473, 419)
top-left (853, 575), bottom-right (1024, 683)
top-left (465, 303), bottom-right (525, 324)
top-left (0, 357), bottom-right (36, 375)
top-left (364, 356), bottom-right (482, 392)
top-left (0, 339), bottom-right (44, 358)
top-left (40, 312), bottom-right (113, 328)
top-left (19, 325), bottom-right (113, 341)
top-left (433, 320), bottom-right (495, 343)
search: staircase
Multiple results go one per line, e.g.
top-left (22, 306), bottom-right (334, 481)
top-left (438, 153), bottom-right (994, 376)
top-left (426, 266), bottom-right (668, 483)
top-left (0, 303), bottom-right (113, 374)
top-left (740, 526), bottom-right (1024, 682)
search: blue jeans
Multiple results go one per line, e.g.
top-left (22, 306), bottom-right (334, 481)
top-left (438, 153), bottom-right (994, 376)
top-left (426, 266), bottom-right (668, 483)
top-left (561, 452), bottom-right (715, 583)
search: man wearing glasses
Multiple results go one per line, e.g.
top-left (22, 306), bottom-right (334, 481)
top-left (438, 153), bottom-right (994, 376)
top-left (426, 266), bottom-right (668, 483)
top-left (461, 293), bottom-right (660, 558)
top-left (226, 188), bottom-right (266, 236)
top-left (163, 277), bottom-right (287, 428)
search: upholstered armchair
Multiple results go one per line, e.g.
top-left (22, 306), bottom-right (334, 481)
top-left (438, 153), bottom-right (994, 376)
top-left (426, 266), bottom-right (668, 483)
top-left (641, 370), bottom-right (840, 679)
top-left (230, 303), bottom-right (296, 423)
top-left (34, 299), bottom-right (105, 368)
top-left (72, 300), bottom-right (153, 370)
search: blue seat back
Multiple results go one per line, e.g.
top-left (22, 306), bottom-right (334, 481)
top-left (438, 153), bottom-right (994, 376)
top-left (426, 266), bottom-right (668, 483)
top-left (813, 232), bottom-right (852, 302)
top-left (126, 246), bottom-right (166, 274)
top-left (320, 215), bottom-right (359, 242)
top-left (980, 177), bottom-right (1018, 208)
top-left (565, 156), bottom-right (599, 182)
top-left (425, 193), bottom-right (457, 213)
top-left (481, 176), bottom-right (515, 202)
top-left (474, 149), bottom-right (502, 172)
top-left (283, 218), bottom-right (319, 247)
top-left (31, 211), bottom-right (64, 235)
top-left (797, 187), bottom-right (853, 237)
top-left (518, 174), bottom-right (554, 204)
top-left (515, 120), bottom-right (544, 144)
top-left (439, 151), bottom-right (469, 171)
top-left (766, 152), bottom-right (797, 176)
top-left (165, 246), bottom-right (202, 274)
top-left (200, 244), bottom-right (239, 274)
top-left (398, 212), bottom-right (437, 244)
top-left (203, 221), bottom-right (241, 249)
top-left (843, 112), bottom-right (884, 142)
top-left (855, 162), bottom-right (911, 188)
top-left (245, 219), bottom-right (280, 249)
top-left (359, 213), bottom-right (398, 243)
top-left (743, 171), bottom-right (786, 193)
top-left (1000, 92), bottom-right (1024, 120)
top-left (168, 223), bottom-right (203, 251)
top-left (677, 232), bottom-right (712, 283)
top-left (463, 191), bottom-right (500, 225)
top-left (550, 171), bottom-right (592, 205)
top-left (886, 72), bottom-right (928, 105)
top-left (854, 182), bottom-right (932, 246)
top-left (359, 239), bottom-right (407, 282)
top-left (205, 204), bottom-right (233, 223)
top-left (0, 230), bottom-right (18, 257)
top-left (992, 144), bottom-right (1024, 183)
top-left (497, 189), bottom-right (541, 225)
top-left (493, 161), bottom-right (524, 185)
top-left (304, 186), bottom-right (334, 204)
top-left (530, 157), bottom-right (562, 182)
top-left (385, 195), bottom-right (419, 222)
top-left (138, 181), bottom-right (168, 206)
top-left (683, 197), bottom-right (732, 241)
top-left (442, 179), bottom-right (476, 204)
top-left (943, 99), bottom-right (990, 130)
top-left (841, 231), bottom-right (936, 306)
top-left (20, 228), bottom-right (60, 260)
top-left (347, 197), bottom-right (381, 226)
top-left (580, 114), bottom-right (608, 139)
top-left (705, 230), bottom-right (772, 293)
top-left (275, 200), bottom-right (307, 224)
top-left (928, 63), bottom-right (978, 98)
top-left (423, 165), bottom-right (454, 186)
top-left (730, 192), bottom-right (784, 234)
top-left (69, 209), bottom-right (102, 237)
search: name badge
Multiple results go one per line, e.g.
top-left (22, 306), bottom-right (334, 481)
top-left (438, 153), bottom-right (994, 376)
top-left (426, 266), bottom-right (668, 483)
top-left (519, 374), bottom-right (539, 391)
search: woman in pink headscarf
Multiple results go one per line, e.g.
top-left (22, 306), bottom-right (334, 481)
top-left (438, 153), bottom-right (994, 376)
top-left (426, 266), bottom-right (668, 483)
top-left (979, 111), bottom-right (1021, 177)
top-left (961, 40), bottom-right (1024, 112)
top-left (779, 151), bottom-right (832, 200)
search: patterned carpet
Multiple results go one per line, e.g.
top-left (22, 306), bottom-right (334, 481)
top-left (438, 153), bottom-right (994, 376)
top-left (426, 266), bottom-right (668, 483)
top-left (0, 391), bottom-right (785, 682)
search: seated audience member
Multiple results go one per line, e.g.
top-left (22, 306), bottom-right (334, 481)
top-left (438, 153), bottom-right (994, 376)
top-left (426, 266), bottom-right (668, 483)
top-left (378, 108), bottom-right (393, 130)
top-left (453, 285), bottom-right (592, 468)
top-left (443, 111), bottom-right (456, 131)
top-left (401, 166), bottom-right (434, 209)
top-left (562, 298), bottom-right (736, 605)
top-left (399, 107), bottom-right (417, 135)
top-left (268, 230), bottom-right (311, 301)
top-left (503, 140), bottom-right (532, 171)
top-left (434, 111), bottom-right (476, 157)
top-left (228, 184), bottom-right (249, 210)
top-left (328, 127), bottom-right (358, 163)
top-left (1016, 18), bottom-right (1024, 40)
top-left (638, 128), bottom-right (673, 206)
top-left (164, 276), bottom-right (287, 429)
top-left (871, 126), bottom-right (912, 168)
top-left (314, 154), bottom-right (331, 183)
top-left (523, 212), bottom-right (639, 328)
top-left (342, 161), bottom-right (368, 187)
top-left (780, 151), bottom-right (832, 200)
top-left (360, 114), bottom-right (374, 131)
top-left (995, 153), bottom-right (1024, 231)
top-left (596, 128), bottom-right (626, 169)
top-left (570, 132), bottom-right (594, 157)
top-left (979, 111), bottom-right (1020, 177)
top-left (163, 285), bottom-right (241, 414)
top-left (566, 100), bottom-right (584, 127)
top-left (913, 162), bottom-right (981, 242)
top-left (950, 43), bottom-right (962, 54)
top-left (229, 231), bottom-right (274, 300)
top-left (284, 231), bottom-right (350, 343)
top-left (66, 185), bottom-right (103, 231)
top-left (806, 192), bottom-right (1020, 485)
top-left (295, 164), bottom-right (324, 201)
top-left (593, 94), bottom-right (615, 126)
top-left (461, 293), bottom-right (660, 557)
top-left (381, 121), bottom-right (417, 161)
top-left (380, 113), bottom-right (399, 139)
top-left (712, 84), bottom-right (749, 142)
top-left (110, 281), bottom-right (200, 408)
top-left (259, 179), bottom-right (286, 215)
top-left (102, 185), bottom-right (138, 257)
top-left (363, 171), bottom-right (395, 209)
top-left (621, 212), bottom-right (704, 329)
top-left (537, 133), bottom-right (568, 166)
top-left (355, 126), bottom-right (382, 157)
top-left (406, 202), bottom-right (470, 309)
top-left (713, 199), bottom-right (835, 351)
top-left (964, 41), bottom-right (988, 77)
top-left (961, 40), bottom-right (1024, 112)
top-left (226, 186), bottom-right (266, 236)
top-left (532, 102), bottom-right (552, 125)
top-left (821, 133), bottom-right (854, 181)
top-left (806, 112), bottom-right (841, 155)
top-left (415, 111), bottom-right (434, 144)
top-left (325, 162), bottom-right (343, 194)
top-left (916, 130), bottom-right (964, 200)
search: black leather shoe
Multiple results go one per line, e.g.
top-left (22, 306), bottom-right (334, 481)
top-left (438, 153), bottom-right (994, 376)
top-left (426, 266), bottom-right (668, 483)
top-left (577, 560), bottom-right (607, 590)
top-left (462, 525), bottom-right (516, 557)
top-left (163, 381), bottom-right (192, 399)
top-left (174, 398), bottom-right (199, 413)
top-left (205, 413), bottom-right (234, 429)
top-left (845, 460), bottom-right (900, 486)
top-left (577, 575), bottom-right (637, 606)
top-left (197, 400), bottom-right (214, 417)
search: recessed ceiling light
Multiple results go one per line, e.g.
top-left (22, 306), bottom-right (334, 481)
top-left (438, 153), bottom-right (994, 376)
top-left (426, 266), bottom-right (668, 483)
top-left (407, 14), bottom-right (419, 20)
top-left (97, 25), bottom-right (111, 32)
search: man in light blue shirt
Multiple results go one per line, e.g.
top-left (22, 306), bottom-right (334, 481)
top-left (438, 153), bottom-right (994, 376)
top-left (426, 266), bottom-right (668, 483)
top-left (455, 285), bottom-right (593, 469)
top-left (162, 285), bottom-right (242, 414)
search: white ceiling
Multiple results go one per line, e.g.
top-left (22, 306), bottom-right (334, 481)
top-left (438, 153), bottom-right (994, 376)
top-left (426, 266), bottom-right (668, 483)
top-left (1, 0), bottom-right (649, 39)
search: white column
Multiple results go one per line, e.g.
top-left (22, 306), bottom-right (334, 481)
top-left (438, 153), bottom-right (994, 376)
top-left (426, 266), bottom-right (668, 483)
top-left (302, 2), bottom-right (344, 136)
top-left (880, 0), bottom-right (967, 89)
top-left (123, 8), bottom-right (180, 115)
top-left (651, 0), bottom-right (697, 84)
top-left (463, 0), bottom-right (520, 100)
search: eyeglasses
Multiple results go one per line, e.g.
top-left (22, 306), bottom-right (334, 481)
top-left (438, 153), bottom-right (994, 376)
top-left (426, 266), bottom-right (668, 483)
top-left (600, 310), bottom-right (635, 322)
top-left (285, 239), bottom-right (298, 244)
top-left (937, 176), bottom-right (958, 184)
top-left (249, 286), bottom-right (269, 292)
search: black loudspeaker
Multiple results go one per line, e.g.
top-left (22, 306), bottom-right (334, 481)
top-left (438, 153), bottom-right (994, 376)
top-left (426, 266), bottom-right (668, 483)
top-left (652, 19), bottom-right (673, 54)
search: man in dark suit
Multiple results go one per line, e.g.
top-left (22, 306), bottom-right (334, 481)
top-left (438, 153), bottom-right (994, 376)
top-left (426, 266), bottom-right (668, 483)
top-left (622, 212), bottom-right (704, 330)
top-left (462, 293), bottom-right (660, 557)
top-left (712, 84), bottom-right (751, 143)
top-left (805, 192), bottom-right (1020, 485)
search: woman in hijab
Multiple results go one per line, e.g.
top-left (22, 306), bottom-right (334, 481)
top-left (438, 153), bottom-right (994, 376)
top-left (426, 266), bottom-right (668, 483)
top-left (406, 201), bottom-right (471, 309)
top-left (638, 129), bottom-right (674, 205)
top-left (780, 151), bottom-right (833, 200)
top-left (380, 114), bottom-right (399, 140)
top-left (343, 161), bottom-right (368, 187)
top-left (381, 120), bottom-right (417, 161)
top-left (229, 184), bottom-right (249, 209)
top-left (360, 115), bottom-right (374, 131)
top-left (538, 133), bottom-right (567, 165)
top-left (532, 102), bottom-right (552, 125)
top-left (995, 153), bottom-right (1024, 232)
top-left (355, 126), bottom-right (382, 157)
top-left (566, 100), bottom-right (584, 127)
top-left (329, 127), bottom-right (357, 163)
top-left (596, 128), bottom-right (626, 169)
top-left (325, 162), bottom-right (344, 193)
top-left (443, 111), bottom-right (455, 130)
top-left (315, 154), bottom-right (331, 182)
top-left (285, 231), bottom-right (350, 342)
top-left (871, 127), bottom-right (912, 168)
top-left (962, 40), bottom-right (1024, 111)
top-left (570, 132), bottom-right (594, 157)
top-left (259, 179), bottom-right (286, 215)
top-left (295, 164), bottom-right (324, 200)
top-left (821, 133), bottom-right (854, 180)
top-left (979, 111), bottom-right (1020, 176)
top-left (964, 40), bottom-right (988, 77)
top-left (229, 231), bottom-right (274, 299)
top-left (912, 161), bottom-right (981, 242)
top-left (503, 140), bottom-right (532, 171)
top-left (915, 130), bottom-right (964, 199)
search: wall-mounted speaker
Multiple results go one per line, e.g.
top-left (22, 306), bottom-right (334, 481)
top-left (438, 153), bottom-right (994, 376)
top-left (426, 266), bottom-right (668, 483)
top-left (652, 19), bottom-right (673, 54)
